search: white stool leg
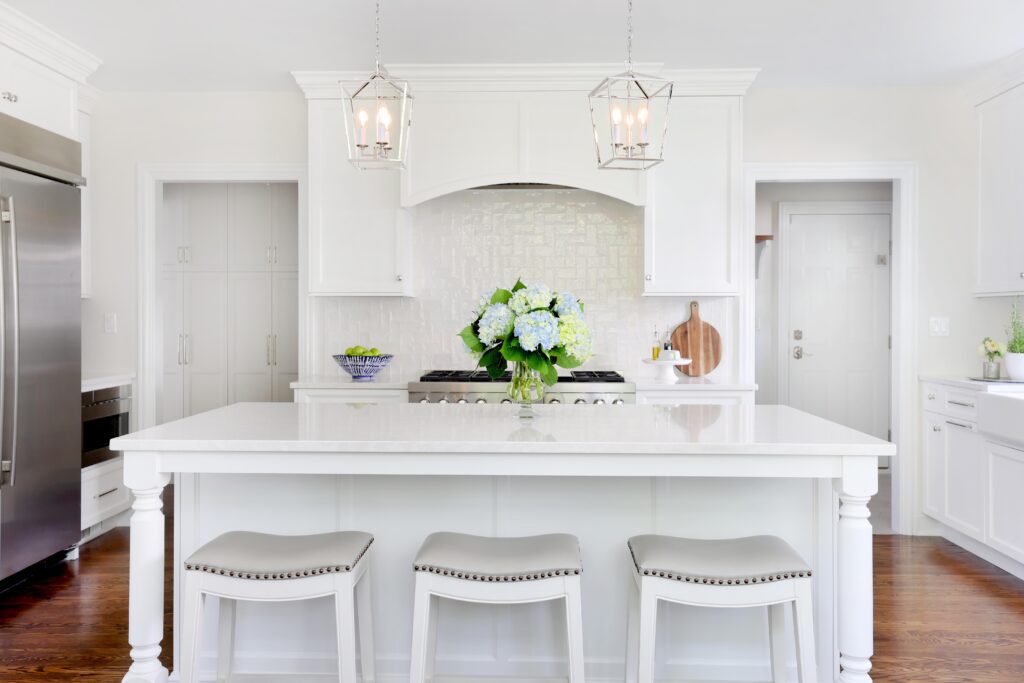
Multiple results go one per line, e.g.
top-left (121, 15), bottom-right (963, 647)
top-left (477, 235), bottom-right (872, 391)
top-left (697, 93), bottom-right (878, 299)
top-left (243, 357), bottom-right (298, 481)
top-left (768, 602), bottom-right (790, 683)
top-left (793, 579), bottom-right (818, 683)
top-left (424, 595), bottom-right (439, 681)
top-left (564, 576), bottom-right (586, 683)
top-left (335, 582), bottom-right (359, 683)
top-left (216, 598), bottom-right (236, 682)
top-left (356, 567), bottom-right (376, 683)
top-left (625, 576), bottom-right (640, 683)
top-left (409, 574), bottom-right (433, 683)
top-left (180, 572), bottom-right (206, 683)
top-left (636, 579), bottom-right (658, 683)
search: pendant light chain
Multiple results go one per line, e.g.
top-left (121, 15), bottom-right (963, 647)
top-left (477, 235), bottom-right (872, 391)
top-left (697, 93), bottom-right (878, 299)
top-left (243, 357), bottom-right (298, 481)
top-left (374, 0), bottom-right (382, 74)
top-left (625, 0), bottom-right (633, 73)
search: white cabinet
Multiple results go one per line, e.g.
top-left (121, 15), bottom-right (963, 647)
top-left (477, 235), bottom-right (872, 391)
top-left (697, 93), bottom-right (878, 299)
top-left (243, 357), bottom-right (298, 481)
top-left (272, 272), bottom-right (299, 402)
top-left (158, 271), bottom-right (185, 424)
top-left (227, 271), bottom-right (298, 403)
top-left (976, 84), bottom-right (1024, 296)
top-left (941, 418), bottom-right (985, 540)
top-left (644, 97), bottom-right (740, 296)
top-left (307, 99), bottom-right (412, 296)
top-left (184, 272), bottom-right (229, 415)
top-left (0, 43), bottom-right (78, 140)
top-left (986, 442), bottom-right (1024, 564)
top-left (922, 412), bottom-right (946, 520)
top-left (81, 458), bottom-right (132, 530)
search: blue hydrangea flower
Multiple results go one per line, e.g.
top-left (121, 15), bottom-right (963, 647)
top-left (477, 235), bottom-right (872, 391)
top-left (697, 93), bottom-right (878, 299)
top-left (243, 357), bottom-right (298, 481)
top-left (514, 310), bottom-right (559, 352)
top-left (553, 292), bottom-right (582, 317)
top-left (509, 283), bottom-right (554, 315)
top-left (557, 312), bottom-right (593, 363)
top-left (477, 303), bottom-right (515, 346)
top-left (472, 288), bottom-right (497, 317)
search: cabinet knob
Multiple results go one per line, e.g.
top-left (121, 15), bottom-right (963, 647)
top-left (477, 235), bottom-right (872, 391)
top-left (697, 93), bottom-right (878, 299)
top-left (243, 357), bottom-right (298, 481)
top-left (932, 426), bottom-right (941, 432)
top-left (927, 393), bottom-right (936, 400)
top-left (1, 91), bottom-right (18, 103)
top-left (396, 274), bottom-right (403, 282)
top-left (644, 274), bottom-right (652, 281)
top-left (1019, 272), bottom-right (1024, 279)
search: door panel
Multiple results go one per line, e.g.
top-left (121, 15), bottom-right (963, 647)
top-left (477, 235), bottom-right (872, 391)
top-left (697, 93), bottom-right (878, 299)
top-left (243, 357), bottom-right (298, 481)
top-left (271, 183), bottom-right (299, 271)
top-left (159, 183), bottom-right (185, 272)
top-left (943, 419), bottom-right (985, 540)
top-left (157, 271), bottom-right (184, 423)
top-left (922, 412), bottom-right (946, 520)
top-left (272, 272), bottom-right (298, 402)
top-left (228, 184), bottom-right (272, 271)
top-left (227, 272), bottom-right (272, 403)
top-left (0, 167), bottom-right (81, 579)
top-left (185, 184), bottom-right (228, 271)
top-left (184, 272), bottom-right (228, 415)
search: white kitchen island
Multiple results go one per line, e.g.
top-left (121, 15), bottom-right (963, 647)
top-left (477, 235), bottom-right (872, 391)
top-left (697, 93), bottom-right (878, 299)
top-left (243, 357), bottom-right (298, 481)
top-left (113, 402), bottom-right (893, 683)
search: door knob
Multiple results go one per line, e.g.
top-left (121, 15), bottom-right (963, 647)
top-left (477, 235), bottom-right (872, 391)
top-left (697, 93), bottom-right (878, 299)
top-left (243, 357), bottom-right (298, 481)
top-left (793, 346), bottom-right (803, 360)
top-left (793, 329), bottom-right (803, 340)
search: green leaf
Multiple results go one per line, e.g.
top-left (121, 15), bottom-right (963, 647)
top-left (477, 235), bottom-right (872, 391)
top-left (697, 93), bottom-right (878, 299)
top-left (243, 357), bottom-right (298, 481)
top-left (511, 278), bottom-right (526, 292)
top-left (490, 288), bottom-right (513, 305)
top-left (500, 337), bottom-right (529, 362)
top-left (526, 353), bottom-right (558, 385)
top-left (480, 346), bottom-right (503, 367)
top-left (459, 325), bottom-right (484, 353)
top-left (556, 352), bottom-right (584, 369)
top-left (484, 356), bottom-right (508, 379)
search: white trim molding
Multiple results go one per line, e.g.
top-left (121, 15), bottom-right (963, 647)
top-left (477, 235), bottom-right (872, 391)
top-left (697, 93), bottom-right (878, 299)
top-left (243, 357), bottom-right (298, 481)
top-left (293, 64), bottom-right (759, 98)
top-left (742, 162), bottom-right (920, 537)
top-left (136, 163), bottom-right (309, 429)
top-left (0, 2), bottom-right (102, 83)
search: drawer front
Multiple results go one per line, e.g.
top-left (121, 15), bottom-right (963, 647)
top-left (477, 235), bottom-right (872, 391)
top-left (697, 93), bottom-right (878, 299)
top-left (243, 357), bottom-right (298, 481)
top-left (921, 382), bottom-right (979, 422)
top-left (81, 460), bottom-right (131, 529)
top-left (0, 45), bottom-right (77, 139)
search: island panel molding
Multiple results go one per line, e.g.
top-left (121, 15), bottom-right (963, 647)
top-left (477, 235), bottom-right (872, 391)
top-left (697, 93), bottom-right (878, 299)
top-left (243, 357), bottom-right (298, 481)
top-left (114, 402), bottom-right (891, 683)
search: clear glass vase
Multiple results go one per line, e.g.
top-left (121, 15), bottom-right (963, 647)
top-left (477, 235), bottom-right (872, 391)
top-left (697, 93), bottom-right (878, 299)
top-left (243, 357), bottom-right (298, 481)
top-left (507, 362), bottom-right (544, 418)
top-left (982, 360), bottom-right (1001, 380)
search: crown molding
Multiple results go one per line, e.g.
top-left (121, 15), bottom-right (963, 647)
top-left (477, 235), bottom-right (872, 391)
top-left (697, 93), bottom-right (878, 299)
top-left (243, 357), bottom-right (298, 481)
top-left (293, 64), bottom-right (759, 99)
top-left (0, 1), bottom-right (102, 84)
top-left (966, 48), bottom-right (1024, 106)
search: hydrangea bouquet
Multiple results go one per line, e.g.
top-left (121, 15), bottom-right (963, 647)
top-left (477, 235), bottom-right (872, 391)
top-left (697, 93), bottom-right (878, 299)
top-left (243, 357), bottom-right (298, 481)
top-left (460, 279), bottom-right (593, 411)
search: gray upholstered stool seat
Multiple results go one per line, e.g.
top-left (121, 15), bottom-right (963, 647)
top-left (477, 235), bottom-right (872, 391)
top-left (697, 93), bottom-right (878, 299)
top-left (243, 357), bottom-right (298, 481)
top-left (628, 534), bottom-right (811, 586)
top-left (185, 530), bottom-right (374, 580)
top-left (414, 531), bottom-right (582, 582)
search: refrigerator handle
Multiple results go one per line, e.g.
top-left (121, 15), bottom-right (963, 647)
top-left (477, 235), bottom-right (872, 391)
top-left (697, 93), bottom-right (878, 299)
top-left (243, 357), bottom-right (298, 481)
top-left (0, 196), bottom-right (18, 487)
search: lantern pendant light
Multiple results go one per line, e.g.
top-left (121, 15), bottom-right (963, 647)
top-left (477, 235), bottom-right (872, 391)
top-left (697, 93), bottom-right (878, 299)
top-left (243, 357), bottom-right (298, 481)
top-left (341, 0), bottom-right (412, 170)
top-left (589, 0), bottom-right (673, 171)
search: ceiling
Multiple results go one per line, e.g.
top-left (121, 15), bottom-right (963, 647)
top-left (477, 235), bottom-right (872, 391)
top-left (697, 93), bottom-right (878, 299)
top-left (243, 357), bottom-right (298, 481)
top-left (7, 0), bottom-right (1024, 91)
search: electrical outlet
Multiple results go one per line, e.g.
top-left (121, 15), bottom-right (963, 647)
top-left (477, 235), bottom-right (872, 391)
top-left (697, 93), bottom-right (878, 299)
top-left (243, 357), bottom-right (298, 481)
top-left (928, 316), bottom-right (950, 337)
top-left (103, 312), bottom-right (117, 334)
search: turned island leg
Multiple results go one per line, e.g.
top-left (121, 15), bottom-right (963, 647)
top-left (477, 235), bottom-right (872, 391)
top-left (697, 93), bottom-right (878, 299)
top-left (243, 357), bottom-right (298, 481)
top-left (836, 457), bottom-right (878, 683)
top-left (123, 453), bottom-right (171, 683)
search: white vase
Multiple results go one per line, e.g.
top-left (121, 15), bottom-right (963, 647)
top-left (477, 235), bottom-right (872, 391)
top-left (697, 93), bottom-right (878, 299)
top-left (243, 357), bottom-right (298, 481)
top-left (1006, 352), bottom-right (1024, 380)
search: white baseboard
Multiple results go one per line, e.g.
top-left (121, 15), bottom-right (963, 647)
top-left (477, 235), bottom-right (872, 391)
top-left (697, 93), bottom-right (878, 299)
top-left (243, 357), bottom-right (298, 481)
top-left (937, 524), bottom-right (1024, 581)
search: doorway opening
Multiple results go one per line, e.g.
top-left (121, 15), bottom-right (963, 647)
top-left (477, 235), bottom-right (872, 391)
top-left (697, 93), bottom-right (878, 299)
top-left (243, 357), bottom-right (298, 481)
top-left (754, 182), bottom-right (896, 533)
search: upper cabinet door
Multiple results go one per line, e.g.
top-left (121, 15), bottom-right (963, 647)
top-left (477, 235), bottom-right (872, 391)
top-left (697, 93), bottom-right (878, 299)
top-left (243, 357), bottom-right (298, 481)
top-left (976, 86), bottom-right (1024, 296)
top-left (0, 44), bottom-right (78, 140)
top-left (185, 184), bottom-right (229, 271)
top-left (308, 100), bottom-right (411, 295)
top-left (227, 183), bottom-right (272, 271)
top-left (271, 183), bottom-right (299, 271)
top-left (644, 97), bottom-right (740, 296)
top-left (401, 94), bottom-right (522, 206)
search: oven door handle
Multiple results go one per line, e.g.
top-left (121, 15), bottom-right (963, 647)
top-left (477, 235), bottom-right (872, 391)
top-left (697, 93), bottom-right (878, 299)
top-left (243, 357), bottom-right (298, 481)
top-left (81, 399), bottom-right (131, 422)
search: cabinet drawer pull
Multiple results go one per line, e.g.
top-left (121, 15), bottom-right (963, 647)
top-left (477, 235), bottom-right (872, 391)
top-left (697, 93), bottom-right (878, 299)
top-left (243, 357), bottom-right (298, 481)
top-left (927, 393), bottom-right (936, 400)
top-left (947, 400), bottom-right (975, 408)
top-left (945, 420), bottom-right (973, 430)
top-left (932, 425), bottom-right (942, 432)
top-left (1, 92), bottom-right (18, 103)
top-left (95, 487), bottom-right (119, 499)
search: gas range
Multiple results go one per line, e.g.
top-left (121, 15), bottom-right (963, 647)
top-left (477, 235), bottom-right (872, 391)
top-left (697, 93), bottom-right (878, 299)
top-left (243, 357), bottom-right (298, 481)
top-left (408, 370), bottom-right (636, 405)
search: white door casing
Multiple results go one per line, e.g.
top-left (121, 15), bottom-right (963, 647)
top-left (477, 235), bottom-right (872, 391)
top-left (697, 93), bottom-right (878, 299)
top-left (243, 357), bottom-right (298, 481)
top-left (778, 202), bottom-right (892, 442)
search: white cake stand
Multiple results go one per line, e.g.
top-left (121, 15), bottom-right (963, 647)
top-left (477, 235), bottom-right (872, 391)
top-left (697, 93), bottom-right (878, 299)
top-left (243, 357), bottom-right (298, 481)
top-left (642, 358), bottom-right (693, 382)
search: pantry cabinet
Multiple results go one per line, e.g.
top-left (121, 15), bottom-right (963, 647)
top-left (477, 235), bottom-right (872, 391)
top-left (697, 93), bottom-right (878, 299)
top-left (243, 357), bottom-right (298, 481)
top-left (975, 82), bottom-right (1024, 296)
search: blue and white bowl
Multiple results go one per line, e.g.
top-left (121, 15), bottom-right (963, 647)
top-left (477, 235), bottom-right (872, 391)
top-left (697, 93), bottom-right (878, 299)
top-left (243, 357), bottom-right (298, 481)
top-left (333, 354), bottom-right (394, 382)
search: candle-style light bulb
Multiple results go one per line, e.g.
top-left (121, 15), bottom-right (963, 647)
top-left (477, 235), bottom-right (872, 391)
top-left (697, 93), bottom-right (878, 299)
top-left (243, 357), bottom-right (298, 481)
top-left (625, 111), bottom-right (635, 154)
top-left (637, 106), bottom-right (649, 146)
top-left (376, 105), bottom-right (392, 147)
top-left (611, 106), bottom-right (623, 148)
top-left (357, 108), bottom-right (369, 148)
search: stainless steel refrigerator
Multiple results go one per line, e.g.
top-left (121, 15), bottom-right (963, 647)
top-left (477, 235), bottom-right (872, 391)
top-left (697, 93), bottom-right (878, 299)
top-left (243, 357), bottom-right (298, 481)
top-left (0, 112), bottom-right (82, 581)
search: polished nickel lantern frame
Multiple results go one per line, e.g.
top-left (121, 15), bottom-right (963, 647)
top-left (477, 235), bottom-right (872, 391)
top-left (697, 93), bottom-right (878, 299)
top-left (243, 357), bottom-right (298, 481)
top-left (341, 0), bottom-right (412, 171)
top-left (589, 0), bottom-right (672, 171)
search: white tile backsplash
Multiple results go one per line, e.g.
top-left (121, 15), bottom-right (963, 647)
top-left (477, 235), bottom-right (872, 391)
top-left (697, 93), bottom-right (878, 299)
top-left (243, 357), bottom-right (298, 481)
top-left (313, 188), bottom-right (735, 379)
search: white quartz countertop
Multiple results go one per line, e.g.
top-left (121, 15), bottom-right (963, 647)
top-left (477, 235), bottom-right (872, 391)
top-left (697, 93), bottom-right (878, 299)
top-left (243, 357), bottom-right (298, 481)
top-left (632, 375), bottom-right (757, 391)
top-left (82, 373), bottom-right (135, 393)
top-left (919, 375), bottom-right (1024, 392)
top-left (290, 374), bottom-right (414, 390)
top-left (112, 402), bottom-right (893, 457)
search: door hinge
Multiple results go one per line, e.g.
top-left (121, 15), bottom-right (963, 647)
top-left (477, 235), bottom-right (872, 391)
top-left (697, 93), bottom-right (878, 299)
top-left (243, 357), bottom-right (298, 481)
top-left (0, 210), bottom-right (11, 223)
top-left (887, 429), bottom-right (892, 442)
top-left (888, 335), bottom-right (892, 350)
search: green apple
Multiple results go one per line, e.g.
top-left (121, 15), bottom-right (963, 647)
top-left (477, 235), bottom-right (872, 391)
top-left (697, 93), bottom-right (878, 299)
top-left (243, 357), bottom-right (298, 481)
top-left (368, 348), bottom-right (381, 356)
top-left (344, 346), bottom-right (356, 355)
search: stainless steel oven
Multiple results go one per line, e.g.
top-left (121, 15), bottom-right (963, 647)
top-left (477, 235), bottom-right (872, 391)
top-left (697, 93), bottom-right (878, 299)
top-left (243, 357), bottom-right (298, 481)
top-left (81, 385), bottom-right (131, 468)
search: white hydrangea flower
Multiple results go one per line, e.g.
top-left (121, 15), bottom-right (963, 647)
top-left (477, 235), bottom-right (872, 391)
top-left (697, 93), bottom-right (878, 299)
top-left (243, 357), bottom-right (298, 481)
top-left (557, 312), bottom-right (593, 363)
top-left (477, 303), bottom-right (515, 346)
top-left (509, 283), bottom-right (554, 315)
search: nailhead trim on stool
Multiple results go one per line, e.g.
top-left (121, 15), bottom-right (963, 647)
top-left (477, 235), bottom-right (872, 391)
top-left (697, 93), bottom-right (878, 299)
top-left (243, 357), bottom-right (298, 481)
top-left (627, 541), bottom-right (811, 586)
top-left (185, 537), bottom-right (374, 580)
top-left (413, 564), bottom-right (582, 582)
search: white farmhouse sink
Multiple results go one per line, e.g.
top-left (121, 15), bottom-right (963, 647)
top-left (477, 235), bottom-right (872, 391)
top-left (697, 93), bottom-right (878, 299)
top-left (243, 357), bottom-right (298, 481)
top-left (978, 392), bottom-right (1024, 448)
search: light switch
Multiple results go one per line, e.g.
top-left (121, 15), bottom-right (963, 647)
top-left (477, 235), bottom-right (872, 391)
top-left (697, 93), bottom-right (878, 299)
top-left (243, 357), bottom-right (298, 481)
top-left (103, 312), bottom-right (117, 334)
top-left (928, 316), bottom-right (950, 337)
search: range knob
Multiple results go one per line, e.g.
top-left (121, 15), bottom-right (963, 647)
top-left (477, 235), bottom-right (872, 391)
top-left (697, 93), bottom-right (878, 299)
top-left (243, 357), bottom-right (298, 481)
top-left (594, 399), bottom-right (606, 405)
top-left (612, 399), bottom-right (625, 405)
top-left (548, 398), bottom-right (561, 404)
top-left (500, 398), bottom-right (513, 404)
top-left (574, 398), bottom-right (587, 404)
top-left (475, 398), bottom-right (487, 404)
top-left (419, 398), bottom-right (429, 404)
top-left (438, 397), bottom-right (449, 404)
top-left (457, 398), bottom-right (468, 404)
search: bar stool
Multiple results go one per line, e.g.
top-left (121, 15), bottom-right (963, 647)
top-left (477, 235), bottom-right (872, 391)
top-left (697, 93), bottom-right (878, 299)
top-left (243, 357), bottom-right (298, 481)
top-left (626, 534), bottom-right (817, 683)
top-left (409, 532), bottom-right (585, 683)
top-left (180, 530), bottom-right (376, 683)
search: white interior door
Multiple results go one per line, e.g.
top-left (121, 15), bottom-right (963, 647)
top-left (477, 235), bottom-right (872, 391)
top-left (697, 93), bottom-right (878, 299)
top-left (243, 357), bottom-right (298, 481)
top-left (778, 202), bottom-right (891, 441)
top-left (184, 272), bottom-right (228, 415)
top-left (157, 271), bottom-right (184, 424)
top-left (228, 272), bottom-right (273, 402)
top-left (272, 271), bottom-right (299, 402)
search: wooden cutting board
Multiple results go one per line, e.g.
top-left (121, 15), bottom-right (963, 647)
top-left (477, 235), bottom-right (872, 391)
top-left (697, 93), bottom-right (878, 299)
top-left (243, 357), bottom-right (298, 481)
top-left (670, 301), bottom-right (722, 377)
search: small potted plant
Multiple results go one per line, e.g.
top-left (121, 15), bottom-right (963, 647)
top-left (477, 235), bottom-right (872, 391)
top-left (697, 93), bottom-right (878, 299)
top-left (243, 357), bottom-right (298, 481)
top-left (1006, 301), bottom-right (1024, 380)
top-left (978, 337), bottom-right (1006, 379)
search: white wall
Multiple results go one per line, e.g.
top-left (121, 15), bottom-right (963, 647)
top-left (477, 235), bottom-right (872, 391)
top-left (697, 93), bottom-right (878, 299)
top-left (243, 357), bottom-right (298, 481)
top-left (754, 182), bottom-right (893, 404)
top-left (83, 91), bottom-right (306, 375)
top-left (312, 188), bottom-right (736, 381)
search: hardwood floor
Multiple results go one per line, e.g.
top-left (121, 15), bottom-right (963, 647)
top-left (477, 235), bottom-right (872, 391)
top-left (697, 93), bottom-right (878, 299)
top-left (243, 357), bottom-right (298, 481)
top-left (0, 531), bottom-right (1022, 681)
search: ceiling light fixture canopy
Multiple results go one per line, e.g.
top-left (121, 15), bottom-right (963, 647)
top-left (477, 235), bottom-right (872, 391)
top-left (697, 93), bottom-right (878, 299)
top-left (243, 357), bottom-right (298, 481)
top-left (589, 0), bottom-right (672, 171)
top-left (341, 0), bottom-right (412, 170)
